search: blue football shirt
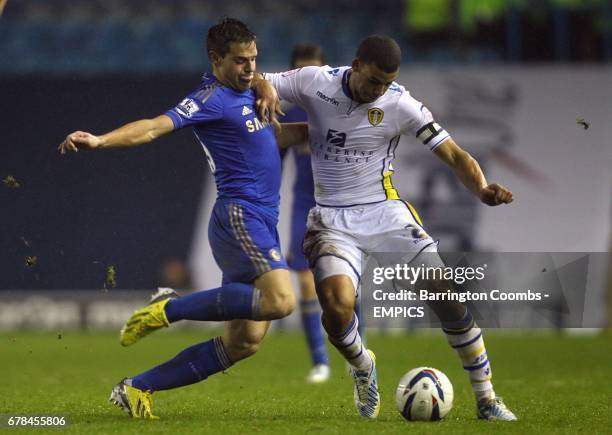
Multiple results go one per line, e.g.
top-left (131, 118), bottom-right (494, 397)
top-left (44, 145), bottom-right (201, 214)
top-left (165, 74), bottom-right (281, 210)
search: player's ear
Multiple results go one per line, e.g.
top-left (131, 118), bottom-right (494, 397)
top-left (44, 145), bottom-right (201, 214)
top-left (351, 58), bottom-right (360, 72)
top-left (208, 50), bottom-right (223, 66)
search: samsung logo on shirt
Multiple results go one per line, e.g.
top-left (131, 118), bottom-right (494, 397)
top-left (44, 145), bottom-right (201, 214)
top-left (245, 117), bottom-right (269, 133)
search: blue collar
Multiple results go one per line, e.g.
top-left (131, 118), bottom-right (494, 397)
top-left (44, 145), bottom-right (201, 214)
top-left (342, 69), bottom-right (354, 100)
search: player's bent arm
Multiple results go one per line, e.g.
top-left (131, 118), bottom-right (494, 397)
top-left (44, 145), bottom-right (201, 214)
top-left (276, 122), bottom-right (308, 149)
top-left (59, 115), bottom-right (174, 153)
top-left (433, 138), bottom-right (514, 206)
top-left (251, 73), bottom-right (284, 125)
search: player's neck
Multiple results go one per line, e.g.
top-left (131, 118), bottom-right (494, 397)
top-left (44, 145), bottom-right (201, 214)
top-left (211, 69), bottom-right (243, 93)
top-left (346, 70), bottom-right (364, 104)
top-left (212, 70), bottom-right (231, 89)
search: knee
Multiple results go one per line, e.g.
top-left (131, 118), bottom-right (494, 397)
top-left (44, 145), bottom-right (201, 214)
top-left (421, 279), bottom-right (466, 322)
top-left (259, 287), bottom-right (296, 319)
top-left (225, 333), bottom-right (264, 361)
top-left (272, 288), bottom-right (296, 318)
top-left (231, 341), bottom-right (260, 360)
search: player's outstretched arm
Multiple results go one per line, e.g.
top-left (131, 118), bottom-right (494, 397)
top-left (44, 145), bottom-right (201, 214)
top-left (276, 122), bottom-right (308, 149)
top-left (434, 138), bottom-right (514, 206)
top-left (58, 115), bottom-right (175, 154)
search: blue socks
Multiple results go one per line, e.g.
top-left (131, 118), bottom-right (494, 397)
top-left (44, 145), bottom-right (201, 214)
top-left (129, 284), bottom-right (262, 392)
top-left (164, 283), bottom-right (261, 322)
top-left (131, 337), bottom-right (232, 391)
top-left (300, 299), bottom-right (329, 366)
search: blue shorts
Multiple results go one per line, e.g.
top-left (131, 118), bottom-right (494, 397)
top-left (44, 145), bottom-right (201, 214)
top-left (287, 196), bottom-right (315, 271)
top-left (208, 198), bottom-right (287, 284)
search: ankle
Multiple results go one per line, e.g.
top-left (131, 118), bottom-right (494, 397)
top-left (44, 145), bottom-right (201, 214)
top-left (475, 388), bottom-right (495, 402)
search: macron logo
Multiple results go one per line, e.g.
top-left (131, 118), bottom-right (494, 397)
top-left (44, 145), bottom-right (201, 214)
top-left (242, 106), bottom-right (253, 116)
top-left (316, 91), bottom-right (340, 107)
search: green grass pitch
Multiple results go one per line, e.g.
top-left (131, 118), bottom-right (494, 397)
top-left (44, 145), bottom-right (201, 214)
top-left (1, 330), bottom-right (610, 434)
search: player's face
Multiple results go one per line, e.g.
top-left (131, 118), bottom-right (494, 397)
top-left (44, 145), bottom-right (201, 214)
top-left (212, 41), bottom-right (257, 92)
top-left (350, 60), bottom-right (399, 103)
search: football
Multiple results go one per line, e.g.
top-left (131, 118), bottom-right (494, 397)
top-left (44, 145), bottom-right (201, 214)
top-left (396, 367), bottom-right (454, 421)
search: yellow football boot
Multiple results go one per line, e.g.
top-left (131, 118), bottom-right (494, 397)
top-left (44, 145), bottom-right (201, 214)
top-left (119, 298), bottom-right (171, 346)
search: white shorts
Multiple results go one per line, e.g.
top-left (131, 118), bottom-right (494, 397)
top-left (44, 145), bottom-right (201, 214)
top-left (304, 200), bottom-right (444, 293)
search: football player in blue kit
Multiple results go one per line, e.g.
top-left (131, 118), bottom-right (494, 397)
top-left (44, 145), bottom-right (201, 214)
top-left (58, 18), bottom-right (308, 419)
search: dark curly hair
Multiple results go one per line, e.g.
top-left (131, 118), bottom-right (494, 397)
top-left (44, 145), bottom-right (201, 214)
top-left (356, 35), bottom-right (401, 73)
top-left (207, 18), bottom-right (256, 58)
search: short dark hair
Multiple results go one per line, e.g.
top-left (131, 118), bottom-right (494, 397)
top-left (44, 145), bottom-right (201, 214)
top-left (356, 35), bottom-right (401, 73)
top-left (290, 43), bottom-right (325, 68)
top-left (207, 18), bottom-right (256, 58)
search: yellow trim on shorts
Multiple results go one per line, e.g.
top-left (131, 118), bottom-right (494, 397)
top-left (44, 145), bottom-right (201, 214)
top-left (383, 170), bottom-right (400, 200)
top-left (402, 200), bottom-right (424, 227)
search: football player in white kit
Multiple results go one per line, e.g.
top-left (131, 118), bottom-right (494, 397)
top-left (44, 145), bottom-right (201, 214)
top-left (259, 35), bottom-right (517, 421)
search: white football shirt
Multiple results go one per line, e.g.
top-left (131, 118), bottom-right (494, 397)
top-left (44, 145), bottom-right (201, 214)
top-left (264, 66), bottom-right (451, 207)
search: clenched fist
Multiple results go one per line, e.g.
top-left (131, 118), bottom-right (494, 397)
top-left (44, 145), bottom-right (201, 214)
top-left (479, 183), bottom-right (514, 206)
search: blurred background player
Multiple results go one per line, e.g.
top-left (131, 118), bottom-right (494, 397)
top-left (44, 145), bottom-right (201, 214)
top-left (280, 43), bottom-right (330, 384)
top-left (58, 18), bottom-right (307, 419)
top-left (158, 258), bottom-right (193, 291)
